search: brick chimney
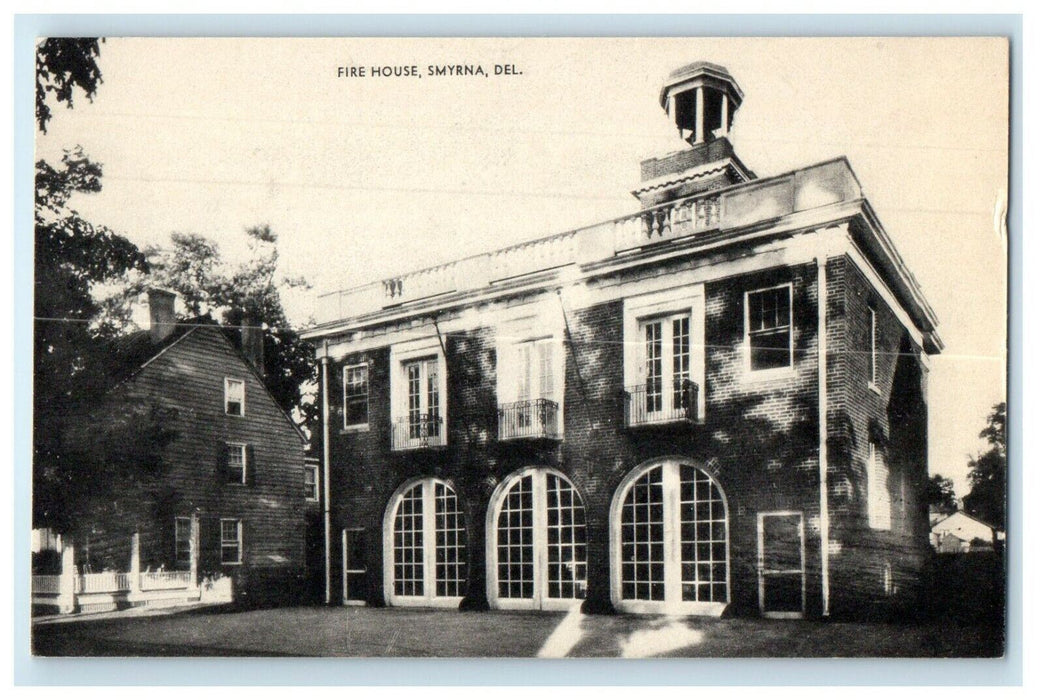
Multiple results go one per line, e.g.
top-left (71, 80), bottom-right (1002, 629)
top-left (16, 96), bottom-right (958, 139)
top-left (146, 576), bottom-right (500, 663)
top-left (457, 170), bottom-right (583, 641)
top-left (240, 316), bottom-right (265, 376)
top-left (147, 289), bottom-right (177, 343)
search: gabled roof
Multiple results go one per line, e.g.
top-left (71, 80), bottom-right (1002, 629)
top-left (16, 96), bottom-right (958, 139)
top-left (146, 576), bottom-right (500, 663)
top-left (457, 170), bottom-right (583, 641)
top-left (931, 510), bottom-right (1002, 536)
top-left (106, 316), bottom-right (307, 444)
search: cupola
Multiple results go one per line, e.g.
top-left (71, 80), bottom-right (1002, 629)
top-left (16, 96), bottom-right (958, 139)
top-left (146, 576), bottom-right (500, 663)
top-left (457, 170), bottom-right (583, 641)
top-left (634, 61), bottom-right (754, 207)
top-left (659, 61), bottom-right (744, 146)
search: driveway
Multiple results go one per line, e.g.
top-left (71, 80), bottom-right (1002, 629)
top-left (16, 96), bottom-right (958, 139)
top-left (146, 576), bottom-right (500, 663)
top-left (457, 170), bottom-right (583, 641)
top-left (31, 605), bottom-right (1004, 658)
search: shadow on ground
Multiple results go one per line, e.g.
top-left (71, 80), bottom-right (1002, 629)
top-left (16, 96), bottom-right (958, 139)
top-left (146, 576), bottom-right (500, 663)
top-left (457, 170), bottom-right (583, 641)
top-left (32, 603), bottom-right (1003, 658)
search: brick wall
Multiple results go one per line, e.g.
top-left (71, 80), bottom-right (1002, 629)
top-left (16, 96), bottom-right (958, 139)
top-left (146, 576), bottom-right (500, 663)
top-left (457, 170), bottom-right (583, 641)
top-left (826, 257), bottom-right (931, 618)
top-left (325, 259), bottom-right (829, 616)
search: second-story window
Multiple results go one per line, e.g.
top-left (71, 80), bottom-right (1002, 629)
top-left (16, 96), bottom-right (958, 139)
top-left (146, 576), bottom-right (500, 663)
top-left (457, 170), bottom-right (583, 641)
top-left (343, 364), bottom-right (369, 429)
top-left (226, 443), bottom-right (247, 484)
top-left (515, 339), bottom-right (555, 407)
top-left (405, 357), bottom-right (440, 440)
top-left (745, 285), bottom-right (793, 373)
top-left (225, 377), bottom-right (245, 416)
top-left (639, 314), bottom-right (691, 416)
top-left (304, 464), bottom-right (319, 501)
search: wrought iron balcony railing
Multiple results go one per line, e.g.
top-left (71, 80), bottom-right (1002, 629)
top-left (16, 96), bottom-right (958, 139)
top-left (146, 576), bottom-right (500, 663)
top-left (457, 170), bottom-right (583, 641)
top-left (390, 415), bottom-right (445, 450)
top-left (497, 398), bottom-right (561, 441)
top-left (624, 379), bottom-right (699, 427)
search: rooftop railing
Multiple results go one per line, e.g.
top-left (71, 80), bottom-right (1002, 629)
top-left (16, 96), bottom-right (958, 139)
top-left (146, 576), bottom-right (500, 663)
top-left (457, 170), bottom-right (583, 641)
top-left (314, 158), bottom-right (861, 325)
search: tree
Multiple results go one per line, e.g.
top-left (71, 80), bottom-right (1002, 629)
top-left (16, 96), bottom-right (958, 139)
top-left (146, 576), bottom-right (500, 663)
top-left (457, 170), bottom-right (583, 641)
top-left (33, 38), bottom-right (165, 536)
top-left (924, 474), bottom-right (958, 515)
top-left (36, 38), bottom-right (103, 133)
top-left (102, 225), bottom-right (317, 428)
top-left (964, 402), bottom-right (1006, 529)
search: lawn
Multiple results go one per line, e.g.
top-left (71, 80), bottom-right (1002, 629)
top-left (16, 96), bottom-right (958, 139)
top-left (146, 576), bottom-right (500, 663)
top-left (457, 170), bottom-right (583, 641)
top-left (31, 605), bottom-right (1004, 658)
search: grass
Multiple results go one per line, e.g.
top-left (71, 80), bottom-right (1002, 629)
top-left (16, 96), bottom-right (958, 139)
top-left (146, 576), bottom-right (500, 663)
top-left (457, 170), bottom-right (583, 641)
top-left (31, 605), bottom-right (1004, 658)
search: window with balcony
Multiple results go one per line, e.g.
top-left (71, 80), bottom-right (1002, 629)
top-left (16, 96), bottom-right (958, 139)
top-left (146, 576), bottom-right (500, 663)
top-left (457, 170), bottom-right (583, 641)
top-left (745, 284), bottom-right (793, 374)
top-left (343, 363), bottom-right (369, 429)
top-left (627, 313), bottom-right (696, 426)
top-left (623, 286), bottom-right (705, 426)
top-left (499, 338), bottom-right (560, 440)
top-left (391, 356), bottom-right (444, 449)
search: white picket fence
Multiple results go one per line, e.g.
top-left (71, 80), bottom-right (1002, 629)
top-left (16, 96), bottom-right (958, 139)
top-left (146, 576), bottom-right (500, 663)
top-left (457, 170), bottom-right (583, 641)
top-left (77, 572), bottom-right (132, 594)
top-left (140, 571), bottom-right (192, 590)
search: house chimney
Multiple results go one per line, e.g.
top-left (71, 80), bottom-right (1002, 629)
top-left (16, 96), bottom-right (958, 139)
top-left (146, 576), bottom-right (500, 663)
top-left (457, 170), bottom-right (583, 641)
top-left (241, 315), bottom-right (265, 376)
top-left (147, 289), bottom-right (177, 343)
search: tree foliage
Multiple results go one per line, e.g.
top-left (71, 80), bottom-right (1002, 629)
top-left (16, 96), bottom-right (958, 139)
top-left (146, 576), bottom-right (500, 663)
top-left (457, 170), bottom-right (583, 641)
top-left (36, 401), bottom-right (179, 539)
top-left (964, 402), bottom-right (1006, 529)
top-left (36, 38), bottom-right (103, 133)
top-left (924, 474), bottom-right (958, 515)
top-left (34, 38), bottom-right (169, 536)
top-left (104, 225), bottom-right (317, 427)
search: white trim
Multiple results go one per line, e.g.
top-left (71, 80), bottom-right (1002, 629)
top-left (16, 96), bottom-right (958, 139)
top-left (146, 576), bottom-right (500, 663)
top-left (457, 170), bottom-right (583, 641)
top-left (757, 510), bottom-right (806, 618)
top-left (868, 306), bottom-right (879, 389)
top-left (742, 283), bottom-right (795, 379)
top-left (219, 518), bottom-right (243, 565)
top-left (342, 527), bottom-right (367, 605)
top-left (312, 225), bottom-right (854, 356)
top-left (609, 457), bottom-right (730, 616)
top-left (304, 463), bottom-right (319, 502)
top-left (224, 377), bottom-right (246, 416)
top-left (485, 467), bottom-right (587, 612)
top-left (174, 516), bottom-right (192, 565)
top-left (342, 362), bottom-right (370, 431)
top-left (816, 250), bottom-right (830, 617)
top-left (382, 477), bottom-right (465, 609)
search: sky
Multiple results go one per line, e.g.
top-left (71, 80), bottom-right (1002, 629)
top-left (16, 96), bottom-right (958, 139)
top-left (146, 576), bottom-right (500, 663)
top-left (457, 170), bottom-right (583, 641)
top-left (35, 37), bottom-right (1009, 496)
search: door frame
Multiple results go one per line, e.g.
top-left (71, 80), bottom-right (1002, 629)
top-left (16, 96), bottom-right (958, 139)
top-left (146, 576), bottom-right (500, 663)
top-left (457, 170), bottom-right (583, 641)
top-left (757, 510), bottom-right (806, 619)
top-left (341, 527), bottom-right (367, 606)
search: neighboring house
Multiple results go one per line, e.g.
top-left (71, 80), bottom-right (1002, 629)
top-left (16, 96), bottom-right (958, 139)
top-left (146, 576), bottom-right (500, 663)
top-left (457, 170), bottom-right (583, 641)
top-left (303, 61), bottom-right (941, 619)
top-left (931, 511), bottom-right (1004, 553)
top-left (72, 289), bottom-right (310, 606)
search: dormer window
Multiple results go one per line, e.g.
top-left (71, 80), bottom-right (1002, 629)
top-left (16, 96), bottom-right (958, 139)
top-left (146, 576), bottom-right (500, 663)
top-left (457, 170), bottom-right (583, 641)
top-left (225, 377), bottom-right (245, 416)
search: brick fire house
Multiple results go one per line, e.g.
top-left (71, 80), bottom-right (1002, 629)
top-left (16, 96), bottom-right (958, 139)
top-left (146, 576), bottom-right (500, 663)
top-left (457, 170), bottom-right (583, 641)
top-left (302, 61), bottom-right (941, 618)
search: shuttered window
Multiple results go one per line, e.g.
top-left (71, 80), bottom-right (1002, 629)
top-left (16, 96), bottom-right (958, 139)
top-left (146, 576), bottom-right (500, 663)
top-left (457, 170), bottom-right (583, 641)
top-left (220, 519), bottom-right (243, 564)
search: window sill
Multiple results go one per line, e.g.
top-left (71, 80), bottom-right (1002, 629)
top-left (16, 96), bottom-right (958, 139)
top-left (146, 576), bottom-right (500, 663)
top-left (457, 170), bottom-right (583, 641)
top-left (341, 424), bottom-right (370, 434)
top-left (739, 366), bottom-right (797, 384)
